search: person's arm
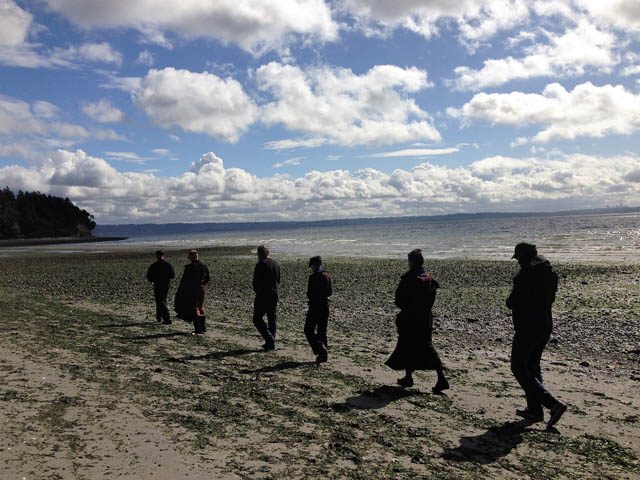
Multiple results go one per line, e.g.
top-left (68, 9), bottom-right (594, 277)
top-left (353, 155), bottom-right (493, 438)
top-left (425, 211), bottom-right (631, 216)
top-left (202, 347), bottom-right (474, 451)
top-left (324, 273), bottom-right (332, 298)
top-left (202, 265), bottom-right (210, 285)
top-left (276, 263), bottom-right (281, 285)
top-left (252, 264), bottom-right (260, 293)
top-left (394, 276), bottom-right (410, 310)
top-left (169, 263), bottom-right (175, 280)
top-left (307, 275), bottom-right (312, 300)
top-left (146, 264), bottom-right (154, 282)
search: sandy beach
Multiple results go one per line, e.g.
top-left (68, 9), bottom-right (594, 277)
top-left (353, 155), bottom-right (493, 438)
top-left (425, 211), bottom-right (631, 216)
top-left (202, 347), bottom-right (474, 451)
top-left (0, 246), bottom-right (638, 479)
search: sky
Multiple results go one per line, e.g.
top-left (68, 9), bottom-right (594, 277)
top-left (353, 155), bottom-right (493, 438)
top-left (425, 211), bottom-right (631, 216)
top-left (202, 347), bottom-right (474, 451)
top-left (0, 0), bottom-right (639, 224)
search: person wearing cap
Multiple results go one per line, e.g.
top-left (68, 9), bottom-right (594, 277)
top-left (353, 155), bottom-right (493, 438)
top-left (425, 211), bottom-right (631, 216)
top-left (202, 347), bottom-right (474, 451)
top-left (252, 245), bottom-right (281, 350)
top-left (304, 256), bottom-right (332, 363)
top-left (146, 250), bottom-right (175, 324)
top-left (174, 250), bottom-right (210, 334)
top-left (507, 242), bottom-right (567, 427)
top-left (386, 249), bottom-right (449, 393)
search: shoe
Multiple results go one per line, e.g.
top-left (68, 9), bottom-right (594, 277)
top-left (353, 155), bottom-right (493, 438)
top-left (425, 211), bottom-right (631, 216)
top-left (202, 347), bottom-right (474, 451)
top-left (432, 378), bottom-right (450, 394)
top-left (262, 341), bottom-right (275, 351)
top-left (316, 352), bottom-right (328, 364)
top-left (516, 408), bottom-right (543, 422)
top-left (397, 376), bottom-right (414, 388)
top-left (547, 402), bottom-right (567, 427)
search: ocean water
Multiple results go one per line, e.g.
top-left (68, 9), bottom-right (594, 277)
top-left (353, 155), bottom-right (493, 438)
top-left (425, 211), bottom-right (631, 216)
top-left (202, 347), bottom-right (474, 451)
top-left (15, 212), bottom-right (639, 262)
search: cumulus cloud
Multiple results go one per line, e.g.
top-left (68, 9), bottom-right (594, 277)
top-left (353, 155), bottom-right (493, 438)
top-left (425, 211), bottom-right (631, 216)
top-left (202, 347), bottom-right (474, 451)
top-left (133, 68), bottom-right (257, 143)
top-left (257, 62), bottom-right (440, 147)
top-left (451, 21), bottom-right (618, 90)
top-left (340, 0), bottom-right (531, 49)
top-left (0, 94), bottom-right (123, 159)
top-left (2, 149), bottom-right (639, 223)
top-left (448, 82), bottom-right (640, 143)
top-left (0, 0), bottom-right (123, 69)
top-left (577, 0), bottom-right (640, 31)
top-left (42, 0), bottom-right (338, 55)
top-left (83, 99), bottom-right (125, 123)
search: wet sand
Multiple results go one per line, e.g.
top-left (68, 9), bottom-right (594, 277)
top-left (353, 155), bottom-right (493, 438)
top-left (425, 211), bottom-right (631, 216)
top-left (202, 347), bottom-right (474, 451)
top-left (0, 246), bottom-right (638, 479)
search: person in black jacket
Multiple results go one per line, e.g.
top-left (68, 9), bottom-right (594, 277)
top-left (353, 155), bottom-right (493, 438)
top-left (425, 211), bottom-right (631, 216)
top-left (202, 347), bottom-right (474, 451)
top-left (174, 250), bottom-right (210, 334)
top-left (507, 242), bottom-right (567, 427)
top-left (304, 256), bottom-right (332, 363)
top-left (252, 245), bottom-right (280, 350)
top-left (386, 249), bottom-right (449, 393)
top-left (146, 250), bottom-right (175, 324)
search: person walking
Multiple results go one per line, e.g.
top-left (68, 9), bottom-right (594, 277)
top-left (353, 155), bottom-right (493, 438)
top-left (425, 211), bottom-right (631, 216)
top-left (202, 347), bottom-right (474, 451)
top-left (174, 250), bottom-right (210, 334)
top-left (304, 256), bottom-right (332, 363)
top-left (507, 242), bottom-right (567, 427)
top-left (146, 250), bottom-right (175, 324)
top-left (252, 245), bottom-right (280, 351)
top-left (386, 249), bottom-right (449, 393)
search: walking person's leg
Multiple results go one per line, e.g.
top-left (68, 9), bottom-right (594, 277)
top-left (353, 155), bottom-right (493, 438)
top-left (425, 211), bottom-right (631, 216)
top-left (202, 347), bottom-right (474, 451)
top-left (253, 301), bottom-right (275, 349)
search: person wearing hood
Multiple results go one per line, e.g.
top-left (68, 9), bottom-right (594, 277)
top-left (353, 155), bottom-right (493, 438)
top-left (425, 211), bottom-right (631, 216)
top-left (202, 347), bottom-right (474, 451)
top-left (507, 242), bottom-right (567, 427)
top-left (174, 250), bottom-right (210, 334)
top-left (304, 256), bottom-right (332, 363)
top-left (385, 249), bottom-right (449, 393)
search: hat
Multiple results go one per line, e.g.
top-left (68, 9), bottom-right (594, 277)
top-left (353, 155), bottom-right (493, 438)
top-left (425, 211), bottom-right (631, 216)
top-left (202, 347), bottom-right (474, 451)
top-left (511, 242), bottom-right (537, 259)
top-left (309, 255), bottom-right (322, 267)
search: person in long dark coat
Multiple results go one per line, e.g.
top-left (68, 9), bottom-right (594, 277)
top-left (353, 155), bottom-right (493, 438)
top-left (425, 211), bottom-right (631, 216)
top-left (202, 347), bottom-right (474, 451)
top-left (304, 255), bottom-right (332, 363)
top-left (252, 245), bottom-right (280, 350)
top-left (386, 249), bottom-right (449, 393)
top-left (174, 250), bottom-right (210, 334)
top-left (507, 242), bottom-right (567, 427)
top-left (146, 250), bottom-right (175, 324)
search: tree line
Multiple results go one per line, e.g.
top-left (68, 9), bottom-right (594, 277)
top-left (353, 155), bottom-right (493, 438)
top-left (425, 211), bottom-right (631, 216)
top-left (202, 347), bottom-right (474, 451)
top-left (0, 187), bottom-right (96, 239)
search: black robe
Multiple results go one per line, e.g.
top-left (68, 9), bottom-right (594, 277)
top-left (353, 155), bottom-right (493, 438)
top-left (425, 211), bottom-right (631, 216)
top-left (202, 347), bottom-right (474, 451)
top-left (174, 260), bottom-right (210, 321)
top-left (385, 267), bottom-right (442, 371)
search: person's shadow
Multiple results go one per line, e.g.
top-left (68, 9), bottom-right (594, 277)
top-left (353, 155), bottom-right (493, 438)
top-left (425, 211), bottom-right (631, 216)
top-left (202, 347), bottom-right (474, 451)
top-left (442, 419), bottom-right (537, 464)
top-left (168, 348), bottom-right (262, 363)
top-left (332, 385), bottom-right (424, 412)
top-left (121, 331), bottom-right (191, 341)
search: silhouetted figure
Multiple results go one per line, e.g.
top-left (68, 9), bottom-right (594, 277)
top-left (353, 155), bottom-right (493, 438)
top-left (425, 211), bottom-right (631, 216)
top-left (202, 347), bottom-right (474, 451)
top-left (507, 242), bottom-right (567, 427)
top-left (386, 249), bottom-right (449, 393)
top-left (174, 250), bottom-right (210, 334)
top-left (252, 245), bottom-right (280, 351)
top-left (304, 256), bottom-right (332, 363)
top-left (146, 250), bottom-right (175, 324)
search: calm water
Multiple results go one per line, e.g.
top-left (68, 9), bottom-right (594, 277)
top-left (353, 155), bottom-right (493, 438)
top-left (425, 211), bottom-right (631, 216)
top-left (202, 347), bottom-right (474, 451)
top-left (8, 212), bottom-right (639, 262)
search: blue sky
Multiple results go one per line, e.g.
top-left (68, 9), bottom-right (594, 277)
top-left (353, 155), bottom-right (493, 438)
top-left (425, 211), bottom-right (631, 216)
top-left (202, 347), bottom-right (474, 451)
top-left (1, 0), bottom-right (639, 223)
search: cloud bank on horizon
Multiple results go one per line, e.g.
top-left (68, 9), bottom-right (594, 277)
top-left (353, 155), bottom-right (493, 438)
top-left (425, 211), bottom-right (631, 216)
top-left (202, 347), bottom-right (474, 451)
top-left (0, 0), bottom-right (639, 223)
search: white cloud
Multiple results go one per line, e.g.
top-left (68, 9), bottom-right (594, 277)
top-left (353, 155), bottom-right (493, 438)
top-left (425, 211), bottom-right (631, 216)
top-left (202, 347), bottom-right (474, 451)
top-left (448, 82), bottom-right (640, 143)
top-left (368, 147), bottom-right (459, 158)
top-left (622, 65), bottom-right (640, 76)
top-left (135, 49), bottom-right (154, 66)
top-left (42, 0), bottom-right (338, 55)
top-left (133, 68), bottom-right (258, 142)
top-left (0, 0), bottom-right (32, 47)
top-left (83, 99), bottom-right (125, 123)
top-left (577, 0), bottom-right (640, 31)
top-left (0, 94), bottom-right (123, 159)
top-left (451, 21), bottom-right (618, 90)
top-left (273, 157), bottom-right (303, 168)
top-left (53, 42), bottom-right (122, 66)
top-left (257, 62), bottom-right (440, 147)
top-left (264, 138), bottom-right (327, 150)
top-left (104, 151), bottom-right (150, 164)
top-left (341, 0), bottom-right (531, 49)
top-left (2, 149), bottom-right (640, 223)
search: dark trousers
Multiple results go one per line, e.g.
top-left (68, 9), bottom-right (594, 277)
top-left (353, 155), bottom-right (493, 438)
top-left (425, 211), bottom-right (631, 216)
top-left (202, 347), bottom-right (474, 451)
top-left (304, 305), bottom-right (329, 354)
top-left (253, 298), bottom-right (277, 342)
top-left (511, 328), bottom-right (560, 412)
top-left (153, 284), bottom-right (170, 321)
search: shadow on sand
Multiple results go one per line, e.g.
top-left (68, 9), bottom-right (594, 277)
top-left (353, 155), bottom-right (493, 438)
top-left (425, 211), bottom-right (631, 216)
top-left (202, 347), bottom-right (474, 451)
top-left (96, 321), bottom-right (159, 328)
top-left (168, 348), bottom-right (263, 363)
top-left (240, 361), bottom-right (317, 374)
top-left (442, 419), bottom-right (543, 464)
top-left (121, 331), bottom-right (191, 341)
top-left (331, 385), bottom-right (426, 412)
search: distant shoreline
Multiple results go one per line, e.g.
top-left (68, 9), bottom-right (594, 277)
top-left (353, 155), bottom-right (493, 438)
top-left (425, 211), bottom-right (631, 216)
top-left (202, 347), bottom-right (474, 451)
top-left (0, 236), bottom-right (128, 248)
